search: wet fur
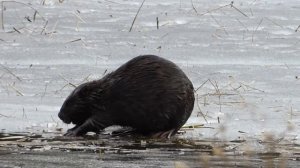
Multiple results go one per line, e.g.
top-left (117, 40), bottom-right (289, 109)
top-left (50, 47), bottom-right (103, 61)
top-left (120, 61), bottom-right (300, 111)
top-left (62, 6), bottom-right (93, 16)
top-left (58, 55), bottom-right (195, 137)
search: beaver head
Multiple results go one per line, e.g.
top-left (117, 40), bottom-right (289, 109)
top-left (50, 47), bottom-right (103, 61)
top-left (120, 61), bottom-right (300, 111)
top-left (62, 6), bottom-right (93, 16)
top-left (58, 82), bottom-right (101, 125)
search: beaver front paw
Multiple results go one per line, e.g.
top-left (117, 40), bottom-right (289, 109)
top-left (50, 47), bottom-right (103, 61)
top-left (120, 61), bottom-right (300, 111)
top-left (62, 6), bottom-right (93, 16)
top-left (64, 126), bottom-right (82, 136)
top-left (63, 118), bottom-right (104, 136)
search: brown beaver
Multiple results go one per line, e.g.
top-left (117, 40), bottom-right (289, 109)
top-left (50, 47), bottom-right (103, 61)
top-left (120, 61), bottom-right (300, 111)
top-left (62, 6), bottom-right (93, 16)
top-left (58, 55), bottom-right (194, 138)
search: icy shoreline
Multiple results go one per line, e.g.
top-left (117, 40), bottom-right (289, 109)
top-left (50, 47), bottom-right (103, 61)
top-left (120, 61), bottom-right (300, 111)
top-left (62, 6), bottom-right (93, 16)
top-left (0, 0), bottom-right (299, 144)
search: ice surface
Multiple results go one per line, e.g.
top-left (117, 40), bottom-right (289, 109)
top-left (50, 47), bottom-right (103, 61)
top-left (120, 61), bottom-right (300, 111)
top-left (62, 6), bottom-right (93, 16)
top-left (0, 0), bottom-right (299, 144)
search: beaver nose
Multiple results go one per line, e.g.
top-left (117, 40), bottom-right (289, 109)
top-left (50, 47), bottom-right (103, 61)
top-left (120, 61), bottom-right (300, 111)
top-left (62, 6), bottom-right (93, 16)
top-left (58, 111), bottom-right (71, 124)
top-left (58, 112), bottom-right (64, 120)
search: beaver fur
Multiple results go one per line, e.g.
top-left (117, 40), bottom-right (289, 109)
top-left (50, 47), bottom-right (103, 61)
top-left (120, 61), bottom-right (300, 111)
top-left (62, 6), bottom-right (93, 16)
top-left (58, 55), bottom-right (194, 137)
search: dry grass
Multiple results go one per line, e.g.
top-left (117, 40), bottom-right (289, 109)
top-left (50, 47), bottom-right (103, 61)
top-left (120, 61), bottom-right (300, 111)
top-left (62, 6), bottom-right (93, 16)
top-left (1, 1), bottom-right (47, 32)
top-left (199, 1), bottom-right (248, 17)
top-left (0, 64), bottom-right (22, 81)
top-left (129, 0), bottom-right (146, 32)
top-left (192, 75), bottom-right (267, 133)
top-left (295, 25), bottom-right (300, 32)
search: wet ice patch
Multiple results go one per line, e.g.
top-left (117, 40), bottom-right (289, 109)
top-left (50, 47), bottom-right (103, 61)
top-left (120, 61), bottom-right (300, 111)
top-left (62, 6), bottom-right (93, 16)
top-left (264, 44), bottom-right (292, 49)
top-left (42, 0), bottom-right (60, 6)
top-left (189, 43), bottom-right (210, 47)
top-left (270, 30), bottom-right (294, 35)
top-left (11, 43), bottom-right (21, 46)
top-left (174, 19), bottom-right (188, 25)
top-left (269, 16), bottom-right (289, 21)
top-left (141, 19), bottom-right (188, 27)
top-left (97, 18), bottom-right (122, 23)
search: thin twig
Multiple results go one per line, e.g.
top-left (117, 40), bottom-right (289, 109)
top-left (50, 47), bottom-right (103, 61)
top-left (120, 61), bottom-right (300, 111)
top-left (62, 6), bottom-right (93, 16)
top-left (289, 106), bottom-right (293, 120)
top-left (48, 20), bottom-right (59, 37)
top-left (1, 1), bottom-right (46, 31)
top-left (199, 1), bottom-right (247, 18)
top-left (59, 74), bottom-right (76, 88)
top-left (103, 69), bottom-right (107, 76)
top-left (210, 13), bottom-right (229, 35)
top-left (24, 16), bottom-right (32, 22)
top-left (73, 11), bottom-right (86, 23)
top-left (249, 8), bottom-right (253, 16)
top-left (215, 82), bottom-right (222, 112)
top-left (1, 2), bottom-right (4, 30)
top-left (33, 11), bottom-right (37, 21)
top-left (81, 74), bottom-right (91, 82)
top-left (239, 82), bottom-right (265, 93)
top-left (264, 17), bottom-right (283, 28)
top-left (179, 0), bottom-right (182, 9)
top-left (22, 107), bottom-right (27, 119)
top-left (55, 83), bottom-right (68, 93)
top-left (230, 1), bottom-right (248, 17)
top-left (40, 20), bottom-right (48, 35)
top-left (0, 64), bottom-right (22, 81)
top-left (103, 0), bottom-right (120, 4)
top-left (50, 115), bottom-right (58, 123)
top-left (0, 81), bottom-right (10, 95)
top-left (236, 18), bottom-right (249, 31)
top-left (13, 27), bottom-right (21, 34)
top-left (0, 113), bottom-right (9, 117)
top-left (41, 82), bottom-right (48, 100)
top-left (160, 33), bottom-right (169, 39)
top-left (208, 79), bottom-right (222, 112)
top-left (191, 0), bottom-right (198, 14)
top-left (199, 93), bottom-right (237, 97)
top-left (66, 38), bottom-right (82, 43)
top-left (295, 25), bottom-right (300, 32)
top-left (199, 2), bottom-right (232, 16)
top-left (69, 83), bottom-right (77, 88)
top-left (9, 84), bottom-right (24, 96)
top-left (196, 94), bottom-right (208, 123)
top-left (250, 0), bottom-right (257, 5)
top-left (41, 0), bottom-right (46, 5)
top-left (156, 17), bottom-right (159, 30)
top-left (129, 0), bottom-right (146, 32)
top-left (182, 124), bottom-right (204, 129)
top-left (195, 79), bottom-right (209, 92)
top-left (228, 83), bottom-right (246, 102)
top-left (203, 96), bottom-right (207, 106)
top-left (252, 18), bottom-right (264, 43)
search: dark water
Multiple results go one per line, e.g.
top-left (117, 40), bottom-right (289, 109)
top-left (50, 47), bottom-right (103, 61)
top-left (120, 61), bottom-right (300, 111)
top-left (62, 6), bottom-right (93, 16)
top-left (0, 132), bottom-right (299, 168)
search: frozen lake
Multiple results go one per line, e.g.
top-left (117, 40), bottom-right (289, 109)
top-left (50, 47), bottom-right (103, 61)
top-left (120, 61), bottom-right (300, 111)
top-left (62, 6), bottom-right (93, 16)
top-left (0, 0), bottom-right (299, 154)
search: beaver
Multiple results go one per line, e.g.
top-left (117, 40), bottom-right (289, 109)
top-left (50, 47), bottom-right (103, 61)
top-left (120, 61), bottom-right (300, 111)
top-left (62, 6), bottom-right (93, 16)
top-left (58, 55), bottom-right (194, 138)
